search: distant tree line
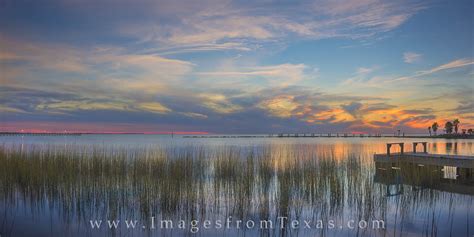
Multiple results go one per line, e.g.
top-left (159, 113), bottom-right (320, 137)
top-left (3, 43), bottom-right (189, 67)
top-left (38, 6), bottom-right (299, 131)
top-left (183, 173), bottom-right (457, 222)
top-left (428, 119), bottom-right (474, 136)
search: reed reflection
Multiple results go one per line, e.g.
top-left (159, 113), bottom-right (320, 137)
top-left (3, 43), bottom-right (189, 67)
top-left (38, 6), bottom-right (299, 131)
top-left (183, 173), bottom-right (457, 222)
top-left (0, 142), bottom-right (472, 237)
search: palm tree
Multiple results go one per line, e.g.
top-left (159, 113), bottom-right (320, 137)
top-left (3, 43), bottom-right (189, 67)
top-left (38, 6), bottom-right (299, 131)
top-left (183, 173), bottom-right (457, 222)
top-left (453, 119), bottom-right (460, 134)
top-left (428, 126), bottom-right (432, 136)
top-left (431, 122), bottom-right (439, 136)
top-left (468, 128), bottom-right (473, 135)
top-left (445, 121), bottom-right (454, 134)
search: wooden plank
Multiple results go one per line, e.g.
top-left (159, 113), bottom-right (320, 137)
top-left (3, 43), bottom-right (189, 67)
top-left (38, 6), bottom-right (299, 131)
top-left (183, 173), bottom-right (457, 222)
top-left (374, 152), bottom-right (474, 168)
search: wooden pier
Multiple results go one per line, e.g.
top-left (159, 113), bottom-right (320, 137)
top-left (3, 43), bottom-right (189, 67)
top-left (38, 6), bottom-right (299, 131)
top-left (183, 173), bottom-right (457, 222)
top-left (374, 142), bottom-right (474, 168)
top-left (374, 142), bottom-right (474, 196)
top-left (374, 152), bottom-right (474, 168)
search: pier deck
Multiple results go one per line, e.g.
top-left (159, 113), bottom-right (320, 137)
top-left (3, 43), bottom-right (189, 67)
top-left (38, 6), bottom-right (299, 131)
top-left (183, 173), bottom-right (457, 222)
top-left (374, 152), bottom-right (474, 168)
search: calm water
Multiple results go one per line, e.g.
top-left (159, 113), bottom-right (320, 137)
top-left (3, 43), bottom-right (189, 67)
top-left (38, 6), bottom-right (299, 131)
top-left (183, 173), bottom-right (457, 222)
top-left (0, 135), bottom-right (473, 237)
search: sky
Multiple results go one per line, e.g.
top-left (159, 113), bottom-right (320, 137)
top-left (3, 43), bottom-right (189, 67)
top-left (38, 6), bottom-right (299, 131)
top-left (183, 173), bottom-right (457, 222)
top-left (0, 0), bottom-right (473, 134)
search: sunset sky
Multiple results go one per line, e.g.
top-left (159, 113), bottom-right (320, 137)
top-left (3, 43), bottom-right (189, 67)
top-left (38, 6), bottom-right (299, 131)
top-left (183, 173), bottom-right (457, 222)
top-left (1, 0), bottom-right (473, 134)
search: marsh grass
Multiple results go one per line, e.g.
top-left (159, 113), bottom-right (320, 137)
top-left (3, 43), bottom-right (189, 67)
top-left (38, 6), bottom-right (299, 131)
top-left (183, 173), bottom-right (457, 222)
top-left (0, 143), bottom-right (472, 236)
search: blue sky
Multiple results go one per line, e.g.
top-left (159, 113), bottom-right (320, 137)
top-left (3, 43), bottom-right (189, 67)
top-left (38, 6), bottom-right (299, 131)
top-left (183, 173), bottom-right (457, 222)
top-left (0, 0), bottom-right (473, 133)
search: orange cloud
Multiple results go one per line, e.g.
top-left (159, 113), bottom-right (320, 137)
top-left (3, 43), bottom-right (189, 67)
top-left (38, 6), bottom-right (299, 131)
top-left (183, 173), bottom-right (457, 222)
top-left (258, 95), bottom-right (299, 118)
top-left (309, 108), bottom-right (355, 124)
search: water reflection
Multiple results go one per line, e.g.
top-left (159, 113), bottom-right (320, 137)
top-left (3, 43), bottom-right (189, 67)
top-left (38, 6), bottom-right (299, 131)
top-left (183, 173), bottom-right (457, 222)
top-left (0, 141), bottom-right (473, 237)
top-left (374, 161), bottom-right (474, 196)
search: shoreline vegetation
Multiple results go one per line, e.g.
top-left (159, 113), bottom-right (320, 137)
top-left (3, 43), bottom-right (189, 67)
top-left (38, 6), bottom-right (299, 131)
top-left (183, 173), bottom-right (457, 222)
top-left (1, 143), bottom-right (471, 236)
top-left (0, 144), bottom-right (377, 236)
top-left (427, 119), bottom-right (473, 139)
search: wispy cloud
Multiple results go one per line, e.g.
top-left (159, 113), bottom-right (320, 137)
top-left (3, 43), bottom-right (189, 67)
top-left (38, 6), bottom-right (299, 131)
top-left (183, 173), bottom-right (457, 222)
top-left (179, 112), bottom-right (208, 119)
top-left (403, 52), bottom-right (422, 63)
top-left (0, 35), bottom-right (89, 73)
top-left (423, 59), bottom-right (474, 74)
top-left (356, 67), bottom-right (376, 75)
top-left (136, 102), bottom-right (172, 114)
top-left (344, 58), bottom-right (474, 87)
top-left (117, 0), bottom-right (425, 54)
top-left (197, 93), bottom-right (243, 114)
top-left (342, 66), bottom-right (378, 85)
top-left (257, 95), bottom-right (300, 118)
top-left (196, 64), bottom-right (310, 88)
top-left (395, 58), bottom-right (474, 81)
top-left (0, 105), bottom-right (28, 114)
top-left (314, 0), bottom-right (424, 32)
top-left (36, 100), bottom-right (132, 112)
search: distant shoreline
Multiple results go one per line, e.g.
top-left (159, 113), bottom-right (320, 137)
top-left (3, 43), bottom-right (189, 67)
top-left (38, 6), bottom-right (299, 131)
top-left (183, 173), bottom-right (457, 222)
top-left (1, 132), bottom-right (473, 139)
top-left (183, 134), bottom-right (474, 139)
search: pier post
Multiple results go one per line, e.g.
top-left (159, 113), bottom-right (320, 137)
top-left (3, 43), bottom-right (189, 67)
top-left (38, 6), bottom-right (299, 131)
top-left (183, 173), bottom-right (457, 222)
top-left (412, 142), bottom-right (428, 153)
top-left (400, 143), bottom-right (404, 154)
top-left (387, 144), bottom-right (391, 156)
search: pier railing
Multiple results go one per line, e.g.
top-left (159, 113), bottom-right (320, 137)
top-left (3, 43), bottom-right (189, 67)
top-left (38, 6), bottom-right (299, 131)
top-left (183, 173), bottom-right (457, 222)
top-left (375, 142), bottom-right (474, 169)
